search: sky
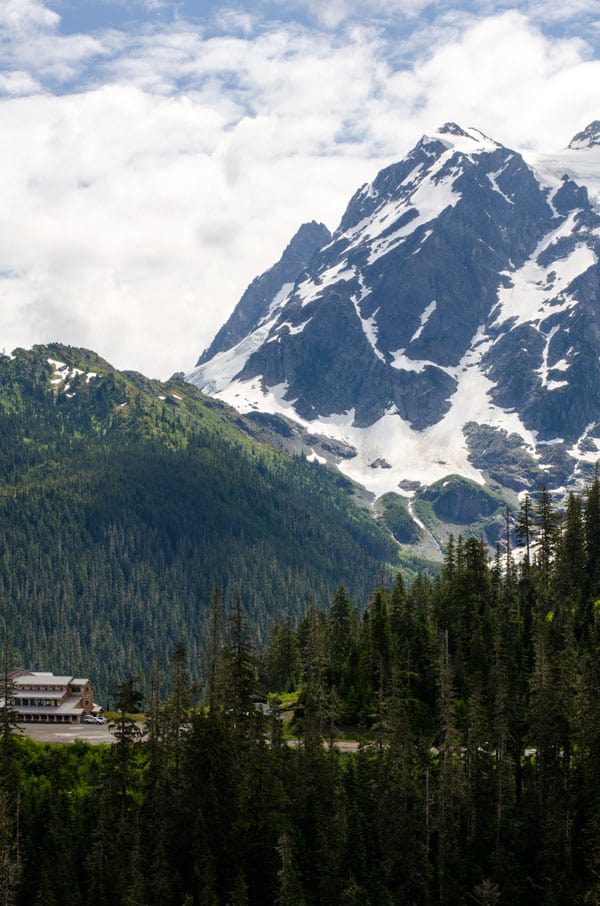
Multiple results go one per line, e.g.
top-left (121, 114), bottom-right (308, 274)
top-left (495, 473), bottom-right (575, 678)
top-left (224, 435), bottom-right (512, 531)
top-left (1, 0), bottom-right (600, 379)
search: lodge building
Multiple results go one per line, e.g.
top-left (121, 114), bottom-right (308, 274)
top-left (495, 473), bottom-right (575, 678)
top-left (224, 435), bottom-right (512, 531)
top-left (7, 670), bottom-right (100, 723)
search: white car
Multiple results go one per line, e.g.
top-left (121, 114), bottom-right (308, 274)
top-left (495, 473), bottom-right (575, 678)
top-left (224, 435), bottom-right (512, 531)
top-left (83, 714), bottom-right (105, 724)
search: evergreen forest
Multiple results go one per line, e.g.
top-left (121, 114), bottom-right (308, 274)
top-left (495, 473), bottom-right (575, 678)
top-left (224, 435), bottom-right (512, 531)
top-left (0, 344), bottom-right (401, 700)
top-left (3, 479), bottom-right (600, 905)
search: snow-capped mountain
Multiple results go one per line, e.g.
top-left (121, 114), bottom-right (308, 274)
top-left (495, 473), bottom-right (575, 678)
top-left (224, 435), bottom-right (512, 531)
top-left (188, 122), bottom-right (600, 512)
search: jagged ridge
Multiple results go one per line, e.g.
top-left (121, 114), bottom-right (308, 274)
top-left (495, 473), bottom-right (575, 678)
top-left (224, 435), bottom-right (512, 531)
top-left (188, 122), bottom-right (600, 517)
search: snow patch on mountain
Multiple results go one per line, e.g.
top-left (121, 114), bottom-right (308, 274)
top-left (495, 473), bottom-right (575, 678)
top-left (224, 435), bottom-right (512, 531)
top-left (525, 145), bottom-right (600, 209)
top-left (268, 282), bottom-right (295, 316)
top-left (189, 323), bottom-right (276, 395)
top-left (536, 325), bottom-right (568, 390)
top-left (190, 282), bottom-right (295, 390)
top-left (390, 352), bottom-right (443, 374)
top-left (356, 306), bottom-right (384, 363)
top-left (568, 423), bottom-right (600, 463)
top-left (47, 358), bottom-right (99, 397)
top-left (350, 273), bottom-right (385, 362)
top-left (435, 123), bottom-right (500, 153)
top-left (492, 222), bottom-right (596, 329)
top-left (411, 300), bottom-right (437, 342)
top-left (488, 167), bottom-right (515, 205)
top-left (367, 174), bottom-right (460, 265)
top-left (206, 322), bottom-right (541, 498)
top-left (306, 448), bottom-right (326, 465)
top-left (339, 129), bottom-right (493, 267)
top-left (297, 262), bottom-right (354, 307)
top-left (271, 318), bottom-right (312, 340)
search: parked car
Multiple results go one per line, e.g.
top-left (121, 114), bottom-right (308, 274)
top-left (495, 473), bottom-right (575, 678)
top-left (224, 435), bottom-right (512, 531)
top-left (83, 714), bottom-right (105, 724)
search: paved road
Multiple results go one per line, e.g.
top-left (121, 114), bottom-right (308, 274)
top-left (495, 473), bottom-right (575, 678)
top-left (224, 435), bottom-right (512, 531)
top-left (18, 724), bottom-right (357, 749)
top-left (18, 722), bottom-right (116, 745)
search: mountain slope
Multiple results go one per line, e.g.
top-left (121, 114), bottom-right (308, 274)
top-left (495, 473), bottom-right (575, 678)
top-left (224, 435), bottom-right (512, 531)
top-left (188, 122), bottom-right (600, 519)
top-left (0, 343), bottom-right (400, 698)
top-left (197, 220), bottom-right (331, 371)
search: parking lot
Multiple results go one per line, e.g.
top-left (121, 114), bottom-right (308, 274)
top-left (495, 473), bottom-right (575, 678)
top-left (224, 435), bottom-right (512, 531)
top-left (18, 722), bottom-right (117, 745)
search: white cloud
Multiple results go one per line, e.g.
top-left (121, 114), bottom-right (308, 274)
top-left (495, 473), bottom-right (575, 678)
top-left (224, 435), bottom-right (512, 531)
top-left (269, 0), bottom-right (439, 29)
top-left (0, 0), bottom-right (112, 86)
top-left (406, 11), bottom-right (600, 148)
top-left (527, 0), bottom-right (600, 24)
top-left (0, 3), bottom-right (599, 377)
top-left (0, 68), bottom-right (40, 93)
top-left (13, 32), bottom-right (108, 81)
top-left (213, 8), bottom-right (258, 35)
top-left (0, 77), bottom-right (378, 375)
top-left (0, 0), bottom-right (59, 34)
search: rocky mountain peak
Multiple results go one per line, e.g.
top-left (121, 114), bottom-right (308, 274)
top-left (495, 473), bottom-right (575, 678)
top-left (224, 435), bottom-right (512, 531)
top-left (438, 121), bottom-right (471, 137)
top-left (188, 125), bottom-right (600, 514)
top-left (196, 219), bottom-right (330, 366)
top-left (429, 123), bottom-right (500, 152)
top-left (568, 121), bottom-right (600, 150)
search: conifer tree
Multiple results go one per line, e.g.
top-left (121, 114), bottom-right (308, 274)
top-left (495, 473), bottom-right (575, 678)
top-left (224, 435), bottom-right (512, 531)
top-left (585, 471), bottom-right (600, 597)
top-left (465, 680), bottom-right (494, 867)
top-left (227, 872), bottom-right (249, 906)
top-left (297, 604), bottom-right (330, 748)
top-left (164, 643), bottom-right (196, 781)
top-left (329, 586), bottom-right (352, 684)
top-left (262, 620), bottom-right (300, 693)
top-left (363, 585), bottom-right (392, 694)
top-left (489, 612), bottom-right (518, 879)
top-left (376, 676), bottom-right (430, 904)
top-left (533, 484), bottom-right (559, 591)
top-left (0, 638), bottom-right (19, 780)
top-left (122, 833), bottom-right (146, 906)
top-left (442, 534), bottom-right (456, 584)
top-left (109, 674), bottom-right (144, 804)
top-left (223, 593), bottom-right (260, 738)
top-left (0, 791), bottom-right (20, 906)
top-left (556, 492), bottom-right (586, 613)
top-left (83, 788), bottom-right (112, 906)
top-left (503, 507), bottom-right (515, 601)
top-left (276, 831), bottom-right (307, 906)
top-left (516, 492), bottom-right (534, 575)
top-left (207, 586), bottom-right (226, 714)
top-left (528, 617), bottom-right (574, 893)
top-left (388, 570), bottom-right (407, 642)
top-left (574, 648), bottom-right (600, 902)
top-left (435, 630), bottom-right (465, 905)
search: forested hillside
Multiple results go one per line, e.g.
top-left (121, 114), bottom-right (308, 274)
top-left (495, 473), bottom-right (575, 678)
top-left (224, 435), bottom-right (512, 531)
top-left (0, 344), bottom-right (400, 699)
top-left (2, 477), bottom-right (600, 905)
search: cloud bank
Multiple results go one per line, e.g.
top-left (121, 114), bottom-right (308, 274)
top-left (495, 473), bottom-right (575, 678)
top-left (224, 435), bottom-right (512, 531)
top-left (0, 1), bottom-right (599, 377)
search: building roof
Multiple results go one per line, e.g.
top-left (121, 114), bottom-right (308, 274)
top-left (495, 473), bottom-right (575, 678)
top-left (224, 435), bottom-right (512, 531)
top-left (14, 675), bottom-right (74, 687)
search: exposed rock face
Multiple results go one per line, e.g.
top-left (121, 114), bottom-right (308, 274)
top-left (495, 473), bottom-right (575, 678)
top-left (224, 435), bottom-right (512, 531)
top-left (569, 121), bottom-right (600, 150)
top-left (197, 220), bottom-right (330, 366)
top-left (229, 127), bottom-right (564, 431)
top-left (420, 475), bottom-right (504, 524)
top-left (188, 123), bottom-right (600, 510)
